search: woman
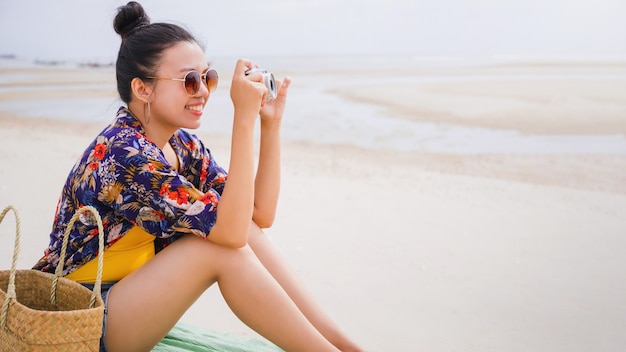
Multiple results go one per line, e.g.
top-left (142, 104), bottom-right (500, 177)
top-left (33, 2), bottom-right (362, 351)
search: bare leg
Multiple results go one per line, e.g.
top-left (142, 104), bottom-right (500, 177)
top-left (104, 235), bottom-right (339, 352)
top-left (248, 223), bottom-right (364, 351)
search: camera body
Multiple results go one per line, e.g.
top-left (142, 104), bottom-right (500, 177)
top-left (245, 68), bottom-right (277, 101)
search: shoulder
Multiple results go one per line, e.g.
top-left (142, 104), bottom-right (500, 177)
top-left (93, 108), bottom-right (161, 162)
top-left (97, 107), bottom-right (143, 143)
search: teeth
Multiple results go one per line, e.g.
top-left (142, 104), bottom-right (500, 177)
top-left (186, 105), bottom-right (203, 112)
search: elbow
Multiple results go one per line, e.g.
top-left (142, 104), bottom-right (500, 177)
top-left (207, 222), bottom-right (249, 248)
top-left (253, 217), bottom-right (274, 229)
top-left (220, 238), bottom-right (247, 249)
top-left (209, 234), bottom-right (248, 249)
top-left (252, 209), bottom-right (275, 229)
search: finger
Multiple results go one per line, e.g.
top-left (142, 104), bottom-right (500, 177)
top-left (250, 79), bottom-right (269, 98)
top-left (245, 71), bottom-right (264, 83)
top-left (277, 76), bottom-right (291, 97)
top-left (234, 58), bottom-right (253, 76)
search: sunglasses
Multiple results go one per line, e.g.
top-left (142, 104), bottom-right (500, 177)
top-left (148, 68), bottom-right (218, 96)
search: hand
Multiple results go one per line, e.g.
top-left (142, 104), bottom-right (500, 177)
top-left (230, 59), bottom-right (267, 123)
top-left (260, 76), bottom-right (291, 124)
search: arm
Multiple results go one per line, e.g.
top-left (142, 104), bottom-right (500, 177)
top-left (253, 77), bottom-right (291, 228)
top-left (108, 61), bottom-right (274, 248)
top-left (253, 118), bottom-right (281, 228)
top-left (207, 59), bottom-right (269, 247)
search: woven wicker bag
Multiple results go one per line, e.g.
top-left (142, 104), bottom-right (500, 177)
top-left (0, 205), bottom-right (105, 352)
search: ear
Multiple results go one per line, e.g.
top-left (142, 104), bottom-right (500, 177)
top-left (130, 77), bottom-right (153, 103)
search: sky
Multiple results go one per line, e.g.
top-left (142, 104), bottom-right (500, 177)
top-left (1, 0), bottom-right (625, 62)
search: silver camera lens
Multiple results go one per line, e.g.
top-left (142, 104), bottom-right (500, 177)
top-left (245, 68), bottom-right (277, 101)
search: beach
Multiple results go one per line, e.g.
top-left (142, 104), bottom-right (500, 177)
top-left (1, 56), bottom-right (626, 351)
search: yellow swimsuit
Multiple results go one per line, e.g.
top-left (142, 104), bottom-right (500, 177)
top-left (66, 226), bottom-right (155, 283)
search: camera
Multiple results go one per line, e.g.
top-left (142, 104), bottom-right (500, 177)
top-left (245, 68), bottom-right (277, 101)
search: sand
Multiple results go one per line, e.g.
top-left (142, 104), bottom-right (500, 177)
top-left (1, 59), bottom-right (626, 351)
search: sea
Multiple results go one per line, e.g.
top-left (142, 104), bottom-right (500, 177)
top-left (1, 55), bottom-right (626, 155)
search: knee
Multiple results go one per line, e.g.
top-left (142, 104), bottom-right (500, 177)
top-left (176, 234), bottom-right (256, 264)
top-left (246, 221), bottom-right (265, 245)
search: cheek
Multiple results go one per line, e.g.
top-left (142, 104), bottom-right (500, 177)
top-left (154, 81), bottom-right (188, 99)
top-left (153, 87), bottom-right (188, 110)
top-left (150, 97), bottom-right (178, 123)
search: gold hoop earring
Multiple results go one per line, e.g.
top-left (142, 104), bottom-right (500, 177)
top-left (143, 101), bottom-right (151, 124)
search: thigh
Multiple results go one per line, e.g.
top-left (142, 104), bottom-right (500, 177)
top-left (247, 221), bottom-right (295, 283)
top-left (103, 235), bottom-right (253, 352)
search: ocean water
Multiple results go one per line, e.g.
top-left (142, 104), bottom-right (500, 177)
top-left (1, 55), bottom-right (626, 155)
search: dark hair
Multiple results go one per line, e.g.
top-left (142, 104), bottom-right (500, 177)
top-left (113, 1), bottom-right (202, 103)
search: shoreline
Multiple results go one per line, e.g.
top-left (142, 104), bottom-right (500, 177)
top-left (2, 114), bottom-right (625, 195)
top-left (4, 57), bottom-right (626, 128)
top-left (2, 59), bottom-right (626, 157)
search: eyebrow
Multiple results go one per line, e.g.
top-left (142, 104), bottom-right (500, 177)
top-left (178, 63), bottom-right (211, 73)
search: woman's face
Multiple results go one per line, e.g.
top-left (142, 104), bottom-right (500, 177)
top-left (149, 41), bottom-right (211, 131)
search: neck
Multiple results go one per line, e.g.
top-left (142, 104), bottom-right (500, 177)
top-left (127, 102), bottom-right (174, 149)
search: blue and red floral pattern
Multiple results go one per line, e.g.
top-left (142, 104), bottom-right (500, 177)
top-left (33, 107), bottom-right (227, 276)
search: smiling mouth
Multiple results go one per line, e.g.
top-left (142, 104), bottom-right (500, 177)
top-left (186, 104), bottom-right (203, 112)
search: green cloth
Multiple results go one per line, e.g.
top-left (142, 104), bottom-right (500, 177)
top-left (153, 323), bottom-right (284, 352)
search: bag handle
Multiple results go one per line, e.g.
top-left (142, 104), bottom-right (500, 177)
top-left (0, 205), bottom-right (20, 329)
top-left (53, 205), bottom-right (105, 308)
top-left (0, 205), bottom-right (105, 330)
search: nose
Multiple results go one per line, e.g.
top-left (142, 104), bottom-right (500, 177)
top-left (193, 79), bottom-right (211, 98)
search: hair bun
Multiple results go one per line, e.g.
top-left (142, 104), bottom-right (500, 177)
top-left (114, 1), bottom-right (151, 39)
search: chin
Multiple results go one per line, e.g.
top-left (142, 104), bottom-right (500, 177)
top-left (181, 112), bottom-right (204, 130)
top-left (184, 117), bottom-right (203, 130)
top-left (182, 122), bottom-right (202, 130)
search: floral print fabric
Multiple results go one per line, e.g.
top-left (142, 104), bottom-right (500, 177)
top-left (33, 107), bottom-right (227, 276)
